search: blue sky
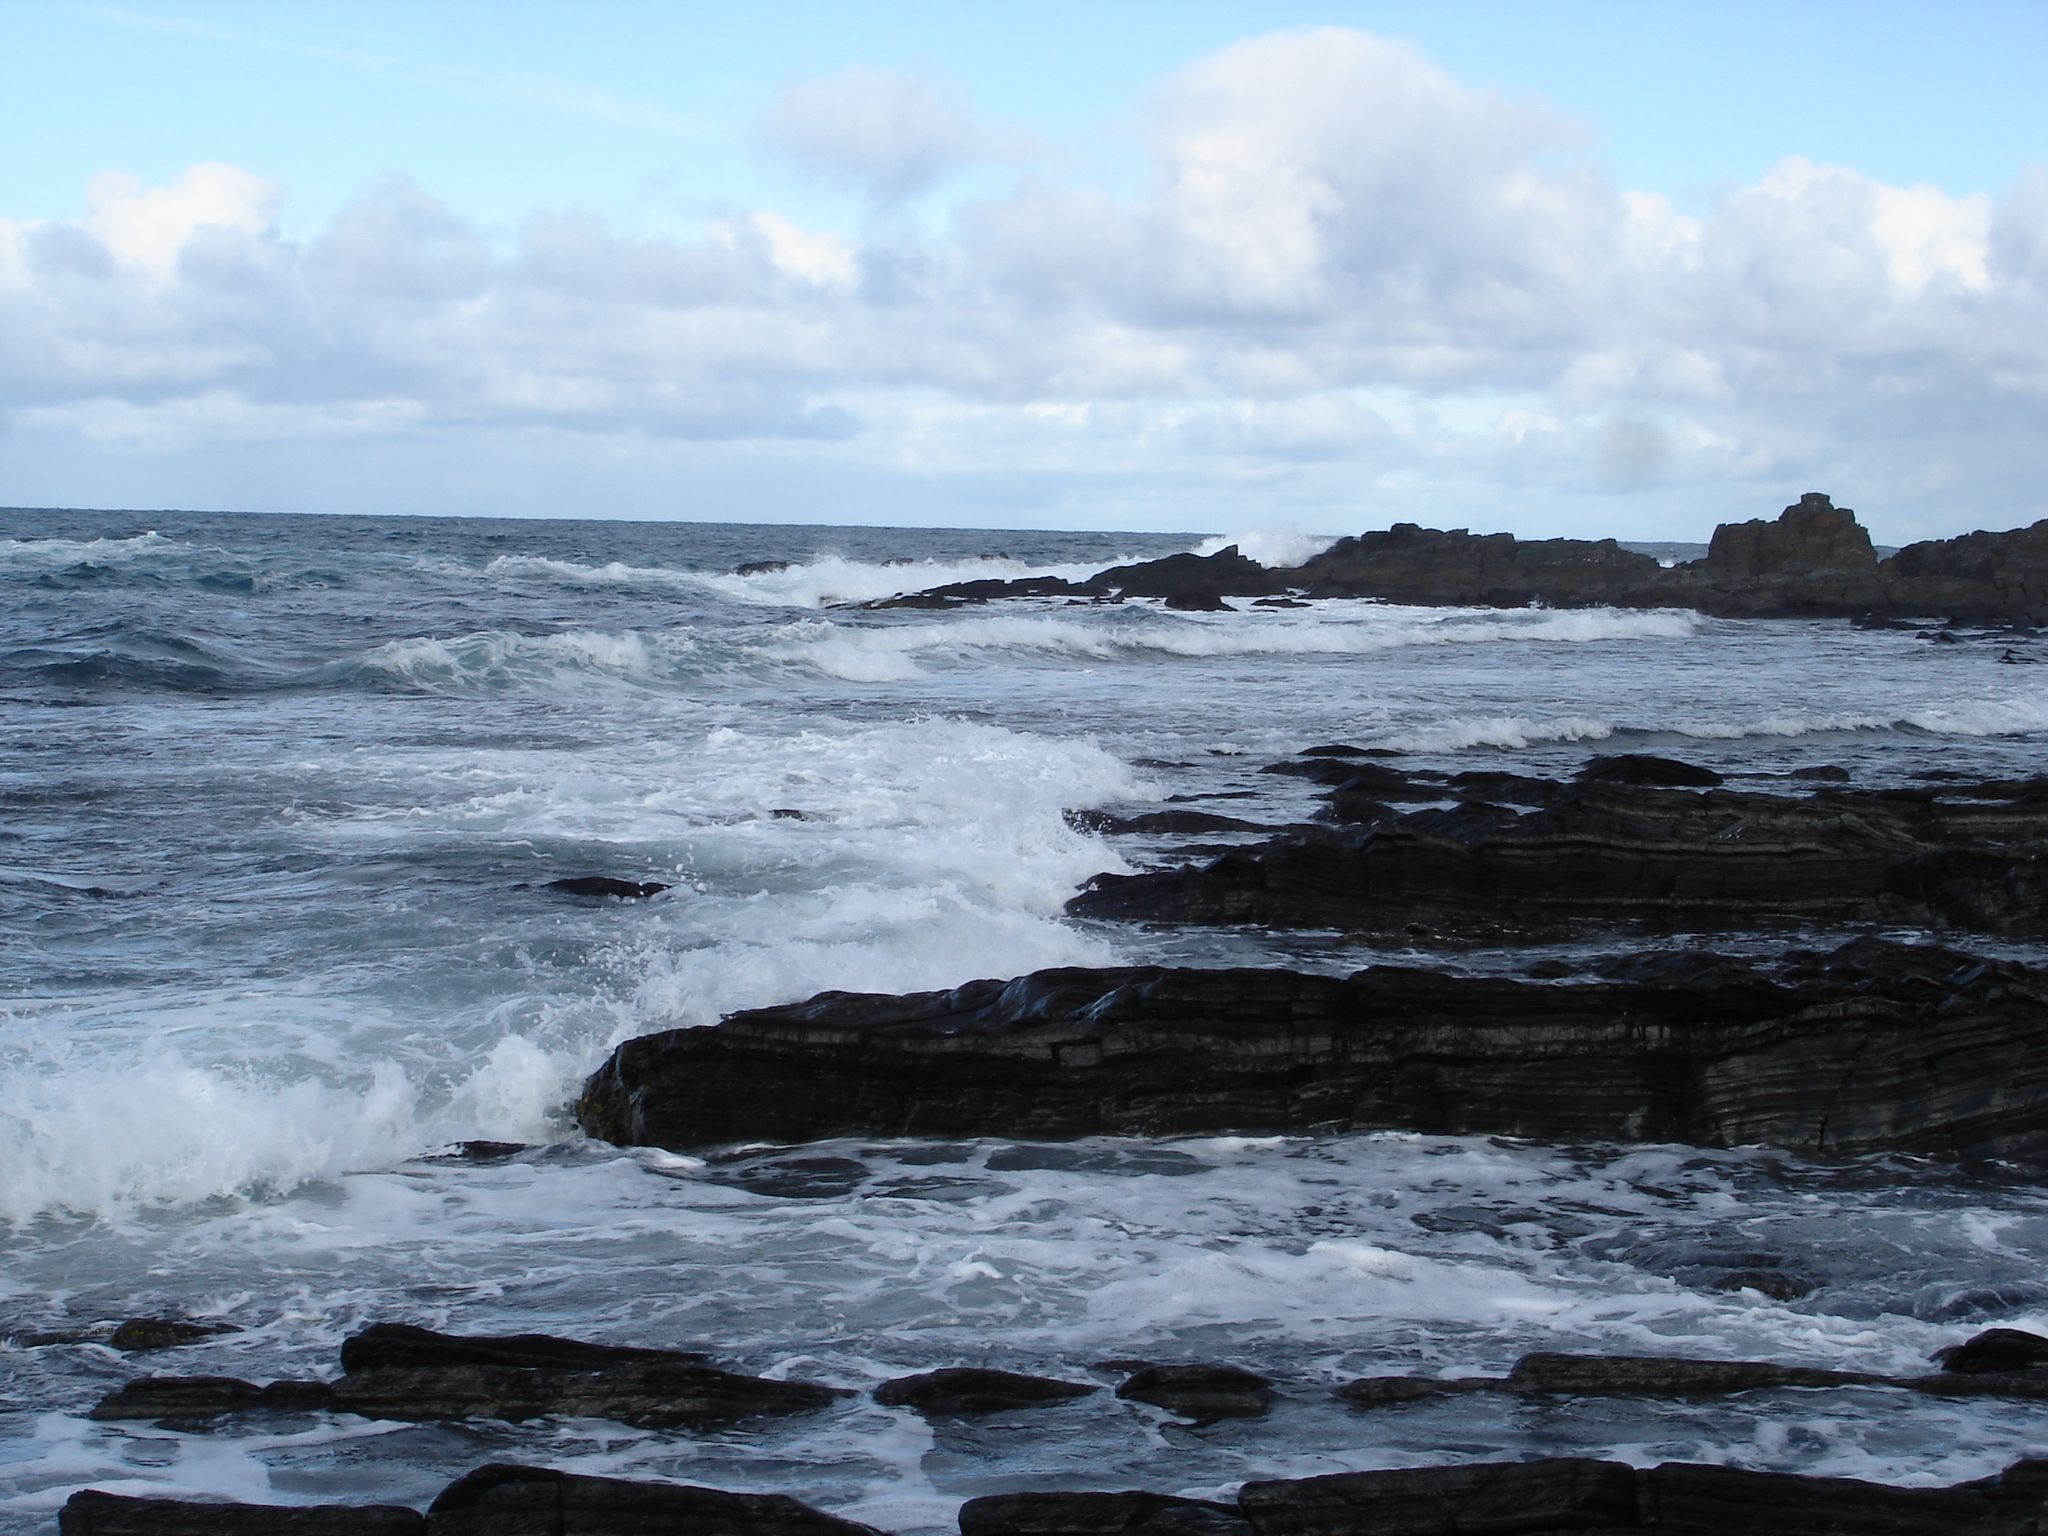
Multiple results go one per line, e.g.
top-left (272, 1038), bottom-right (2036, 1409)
top-left (3, 1), bottom-right (2046, 539)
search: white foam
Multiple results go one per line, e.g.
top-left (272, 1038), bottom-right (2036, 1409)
top-left (0, 719), bottom-right (1141, 1221)
top-left (1193, 529), bottom-right (1340, 568)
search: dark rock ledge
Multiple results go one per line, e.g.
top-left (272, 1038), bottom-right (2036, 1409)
top-left (1339, 1332), bottom-right (2048, 1406)
top-left (89, 1323), bottom-right (845, 1431)
top-left (57, 1454), bottom-right (2048, 1536)
top-left (860, 493), bottom-right (2048, 626)
top-left (1067, 769), bottom-right (2048, 942)
top-left (576, 938), bottom-right (2048, 1161)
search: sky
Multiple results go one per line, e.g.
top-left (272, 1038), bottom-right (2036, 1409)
top-left (2, 1), bottom-right (2046, 542)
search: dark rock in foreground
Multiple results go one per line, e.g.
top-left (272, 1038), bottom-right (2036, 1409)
top-left (873, 1367), bottom-right (1097, 1414)
top-left (91, 1324), bottom-right (842, 1430)
top-left (59, 1490), bottom-right (423, 1535)
top-left (426, 1465), bottom-right (885, 1536)
top-left (961, 1492), bottom-right (1251, 1536)
top-left (964, 1458), bottom-right (2048, 1536)
top-left (58, 1451), bottom-right (2048, 1536)
top-left (575, 939), bottom-right (2048, 1160)
top-left (1067, 774), bottom-right (2048, 940)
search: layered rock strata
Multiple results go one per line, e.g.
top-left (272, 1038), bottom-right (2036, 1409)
top-left (867, 495), bottom-right (2048, 624)
top-left (1066, 771), bottom-right (2048, 940)
top-left (574, 938), bottom-right (2048, 1160)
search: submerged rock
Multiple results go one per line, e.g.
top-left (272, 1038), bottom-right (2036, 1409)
top-left (1336, 1333), bottom-right (2048, 1409)
top-left (1114, 1363), bottom-right (1274, 1419)
top-left (873, 1366), bottom-right (1097, 1414)
top-left (106, 1318), bottom-right (241, 1353)
top-left (544, 876), bottom-right (669, 899)
top-left (575, 940), bottom-right (2048, 1160)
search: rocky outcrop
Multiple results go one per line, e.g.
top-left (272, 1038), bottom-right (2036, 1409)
top-left (574, 938), bottom-right (2048, 1161)
top-left (58, 1490), bottom-right (424, 1535)
top-left (60, 1465), bottom-right (886, 1536)
top-left (425, 1465), bottom-right (885, 1536)
top-left (65, 1457), bottom-right (2048, 1536)
top-left (1337, 1332), bottom-right (2048, 1407)
top-left (89, 1324), bottom-right (844, 1430)
top-left (1066, 771), bottom-right (2048, 940)
top-left (1089, 547), bottom-right (1290, 604)
top-left (861, 494), bottom-right (2048, 624)
top-left (1114, 1364), bottom-right (1273, 1419)
top-left (872, 1367), bottom-right (1096, 1414)
top-left (1289, 525), bottom-right (1662, 606)
top-left (964, 1458), bottom-right (2048, 1536)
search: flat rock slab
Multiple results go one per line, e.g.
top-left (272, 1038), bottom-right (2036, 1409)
top-left (59, 1490), bottom-right (422, 1535)
top-left (961, 1492), bottom-right (1252, 1536)
top-left (873, 1367), bottom-right (1097, 1414)
top-left (426, 1464), bottom-right (885, 1536)
top-left (91, 1364), bottom-right (843, 1429)
top-left (1338, 1338), bottom-right (2048, 1408)
top-left (576, 939), bottom-right (2048, 1161)
top-left (1068, 775), bottom-right (2048, 939)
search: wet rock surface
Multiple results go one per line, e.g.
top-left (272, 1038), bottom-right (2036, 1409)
top-left (542, 876), bottom-right (670, 899)
top-left (873, 1367), bottom-right (1098, 1414)
top-left (425, 1464), bottom-right (887, 1536)
top-left (1336, 1331), bottom-right (2048, 1408)
top-left (868, 494), bottom-right (2048, 626)
top-left (575, 938), bottom-right (2048, 1159)
top-left (88, 1325), bottom-right (843, 1430)
top-left (58, 1489), bottom-right (426, 1535)
top-left (1066, 762), bottom-right (2048, 940)
top-left (1113, 1364), bottom-right (1274, 1419)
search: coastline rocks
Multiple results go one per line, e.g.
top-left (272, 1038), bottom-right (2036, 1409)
top-left (62, 1457), bottom-right (2048, 1536)
top-left (426, 1465), bottom-right (886, 1536)
top-left (1290, 525), bottom-right (1661, 607)
top-left (59, 1490), bottom-right (424, 1535)
top-left (961, 1493), bottom-right (1251, 1536)
top-left (873, 1367), bottom-right (1097, 1414)
top-left (573, 939), bottom-right (2048, 1159)
top-left (863, 495), bottom-right (2048, 625)
top-left (1090, 547), bottom-right (1290, 604)
top-left (1114, 1364), bottom-right (1273, 1419)
top-left (1066, 776), bottom-right (2048, 939)
top-left (90, 1325), bottom-right (844, 1430)
top-left (1338, 1332), bottom-right (2048, 1409)
top-left (1240, 1459), bottom-right (1641, 1536)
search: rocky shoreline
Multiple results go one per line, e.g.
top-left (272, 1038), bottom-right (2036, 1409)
top-left (65, 1323), bottom-right (2048, 1533)
top-left (854, 493), bottom-right (2048, 624)
top-left (64, 1454), bottom-right (2048, 1534)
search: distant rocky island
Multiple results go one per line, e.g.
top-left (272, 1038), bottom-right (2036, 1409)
top-left (862, 494), bottom-right (2048, 623)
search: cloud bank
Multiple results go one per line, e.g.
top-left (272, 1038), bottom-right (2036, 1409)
top-left (2, 29), bottom-right (2043, 538)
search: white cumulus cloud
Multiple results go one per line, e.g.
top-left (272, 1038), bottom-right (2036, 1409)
top-left (2, 27), bottom-right (2044, 539)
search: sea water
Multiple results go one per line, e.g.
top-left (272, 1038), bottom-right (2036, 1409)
top-left (4, 508), bottom-right (2048, 1530)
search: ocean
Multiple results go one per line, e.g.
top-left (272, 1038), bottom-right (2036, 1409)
top-left (5, 507), bottom-right (2048, 1531)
